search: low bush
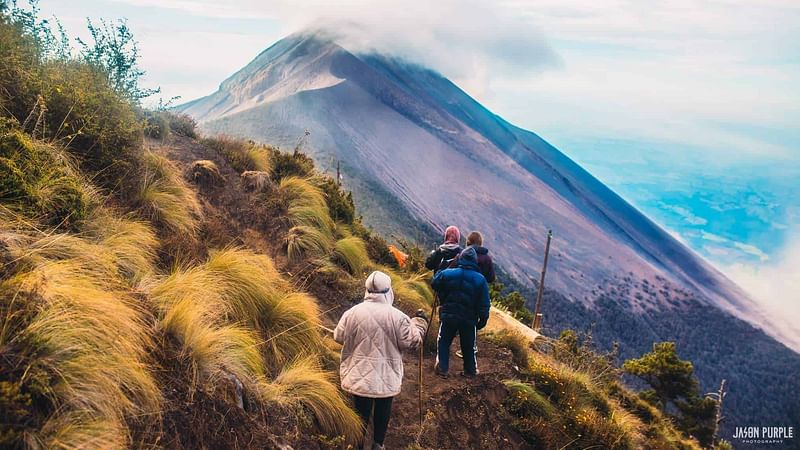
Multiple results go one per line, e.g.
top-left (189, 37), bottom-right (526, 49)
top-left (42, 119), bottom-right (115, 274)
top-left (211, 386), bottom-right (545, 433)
top-left (202, 135), bottom-right (270, 173)
top-left (143, 110), bottom-right (170, 140)
top-left (486, 329), bottom-right (530, 367)
top-left (317, 176), bottom-right (355, 224)
top-left (269, 148), bottom-right (314, 181)
top-left (490, 282), bottom-right (533, 324)
top-left (167, 112), bottom-right (197, 137)
top-left (0, 121), bottom-right (94, 230)
top-left (0, 12), bottom-right (144, 191)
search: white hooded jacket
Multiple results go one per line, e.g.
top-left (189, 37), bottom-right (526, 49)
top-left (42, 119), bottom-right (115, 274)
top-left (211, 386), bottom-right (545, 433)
top-left (334, 271), bottom-right (427, 398)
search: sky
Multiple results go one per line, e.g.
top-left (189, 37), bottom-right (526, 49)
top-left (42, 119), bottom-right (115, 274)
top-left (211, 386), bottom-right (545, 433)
top-left (34, 0), bottom-right (800, 341)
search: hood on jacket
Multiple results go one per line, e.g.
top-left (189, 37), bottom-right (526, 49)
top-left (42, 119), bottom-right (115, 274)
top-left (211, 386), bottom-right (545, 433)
top-left (471, 245), bottom-right (489, 255)
top-left (457, 247), bottom-right (480, 270)
top-left (443, 226), bottom-right (461, 245)
top-left (438, 242), bottom-right (461, 252)
top-left (364, 270), bottom-right (394, 305)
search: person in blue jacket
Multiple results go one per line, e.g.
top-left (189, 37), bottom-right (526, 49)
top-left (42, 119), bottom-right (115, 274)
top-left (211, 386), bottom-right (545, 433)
top-left (431, 247), bottom-right (490, 378)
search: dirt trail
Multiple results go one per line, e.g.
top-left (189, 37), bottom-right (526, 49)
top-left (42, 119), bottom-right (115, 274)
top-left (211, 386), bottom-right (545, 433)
top-left (387, 340), bottom-right (528, 449)
top-left (149, 136), bottom-right (531, 449)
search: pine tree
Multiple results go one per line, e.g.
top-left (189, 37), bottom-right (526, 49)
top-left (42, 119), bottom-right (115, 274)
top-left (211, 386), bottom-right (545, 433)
top-left (623, 342), bottom-right (717, 447)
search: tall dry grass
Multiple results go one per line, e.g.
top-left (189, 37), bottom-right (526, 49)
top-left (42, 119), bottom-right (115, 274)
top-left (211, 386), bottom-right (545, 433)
top-left (2, 224), bottom-right (161, 449)
top-left (257, 357), bottom-right (362, 439)
top-left (136, 151), bottom-right (201, 235)
top-left (146, 247), bottom-right (360, 440)
top-left (332, 236), bottom-right (369, 276)
top-left (202, 135), bottom-right (271, 173)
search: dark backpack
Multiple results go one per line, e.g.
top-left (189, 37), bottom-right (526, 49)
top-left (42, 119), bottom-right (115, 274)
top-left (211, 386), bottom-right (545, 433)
top-left (436, 247), bottom-right (461, 273)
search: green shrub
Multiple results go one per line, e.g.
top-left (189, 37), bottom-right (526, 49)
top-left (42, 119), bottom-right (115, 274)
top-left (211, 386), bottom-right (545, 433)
top-left (486, 329), bottom-right (530, 367)
top-left (0, 7), bottom-right (144, 191)
top-left (202, 135), bottom-right (271, 173)
top-left (143, 110), bottom-right (169, 140)
top-left (270, 149), bottom-right (314, 181)
top-left (167, 112), bottom-right (196, 138)
top-left (317, 176), bottom-right (355, 224)
top-left (551, 329), bottom-right (620, 385)
top-left (490, 282), bottom-right (533, 323)
top-left (0, 122), bottom-right (92, 229)
top-left (44, 61), bottom-right (143, 186)
top-left (0, 156), bottom-right (29, 201)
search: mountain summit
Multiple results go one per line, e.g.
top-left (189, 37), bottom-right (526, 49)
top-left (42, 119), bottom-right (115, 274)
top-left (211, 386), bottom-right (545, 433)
top-left (178, 31), bottom-right (800, 429)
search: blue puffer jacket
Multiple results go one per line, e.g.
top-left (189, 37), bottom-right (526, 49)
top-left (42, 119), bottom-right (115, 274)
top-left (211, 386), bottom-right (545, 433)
top-left (431, 247), bottom-right (491, 328)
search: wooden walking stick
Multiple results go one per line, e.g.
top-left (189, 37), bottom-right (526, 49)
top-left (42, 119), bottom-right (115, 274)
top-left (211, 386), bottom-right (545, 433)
top-left (532, 229), bottom-right (552, 331)
top-left (419, 295), bottom-right (437, 428)
top-left (418, 342), bottom-right (424, 426)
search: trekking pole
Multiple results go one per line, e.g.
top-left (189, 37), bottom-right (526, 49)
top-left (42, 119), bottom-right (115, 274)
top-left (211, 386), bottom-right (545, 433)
top-left (418, 342), bottom-right (423, 427)
top-left (419, 293), bottom-right (438, 428)
top-left (532, 230), bottom-right (552, 331)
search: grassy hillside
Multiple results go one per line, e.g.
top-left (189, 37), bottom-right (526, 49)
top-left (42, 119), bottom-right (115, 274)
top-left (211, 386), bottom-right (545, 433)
top-left (0, 4), bottom-right (729, 449)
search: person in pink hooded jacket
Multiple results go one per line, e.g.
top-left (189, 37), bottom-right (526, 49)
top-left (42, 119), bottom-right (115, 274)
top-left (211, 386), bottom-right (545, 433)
top-left (334, 270), bottom-right (428, 450)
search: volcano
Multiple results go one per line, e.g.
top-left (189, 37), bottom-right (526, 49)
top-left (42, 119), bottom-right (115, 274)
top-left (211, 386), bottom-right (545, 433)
top-left (177, 31), bottom-right (800, 430)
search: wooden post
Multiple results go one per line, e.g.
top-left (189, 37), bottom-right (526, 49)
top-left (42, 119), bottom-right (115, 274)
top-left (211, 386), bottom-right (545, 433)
top-left (532, 230), bottom-right (552, 331)
top-left (336, 160), bottom-right (341, 186)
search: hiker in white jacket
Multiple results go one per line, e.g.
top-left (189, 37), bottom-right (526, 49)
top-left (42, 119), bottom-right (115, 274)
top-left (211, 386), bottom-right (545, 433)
top-left (334, 270), bottom-right (428, 450)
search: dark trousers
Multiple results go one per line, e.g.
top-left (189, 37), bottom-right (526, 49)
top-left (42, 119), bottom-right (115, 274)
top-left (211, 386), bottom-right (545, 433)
top-left (436, 320), bottom-right (477, 374)
top-left (353, 395), bottom-right (393, 446)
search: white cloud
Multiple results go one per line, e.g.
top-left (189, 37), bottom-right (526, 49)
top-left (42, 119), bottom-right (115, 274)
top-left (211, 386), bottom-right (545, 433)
top-left (105, 0), bottom-right (276, 19)
top-left (724, 233), bottom-right (800, 351)
top-left (59, 0), bottom-right (800, 161)
top-left (662, 204), bottom-right (708, 226)
top-left (699, 231), bottom-right (771, 262)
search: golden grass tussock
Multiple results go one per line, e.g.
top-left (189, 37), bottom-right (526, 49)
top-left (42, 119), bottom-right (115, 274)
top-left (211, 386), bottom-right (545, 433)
top-left (136, 151), bottom-right (201, 235)
top-left (245, 147), bottom-right (271, 173)
top-left (203, 135), bottom-right (271, 173)
top-left (279, 176), bottom-right (339, 264)
top-left (288, 205), bottom-right (335, 231)
top-left (485, 329), bottom-right (531, 367)
top-left (149, 248), bottom-right (324, 370)
top-left (279, 176), bottom-right (327, 210)
top-left (286, 225), bottom-right (335, 264)
top-left (2, 211), bottom-right (158, 286)
top-left (27, 413), bottom-right (127, 450)
top-left (85, 211), bottom-right (158, 283)
top-left (332, 236), bottom-right (369, 275)
top-left (5, 259), bottom-right (161, 449)
top-left (147, 248), bottom-right (357, 440)
top-left (382, 267), bottom-right (434, 310)
top-left (159, 293), bottom-right (266, 386)
top-left (257, 357), bottom-right (363, 440)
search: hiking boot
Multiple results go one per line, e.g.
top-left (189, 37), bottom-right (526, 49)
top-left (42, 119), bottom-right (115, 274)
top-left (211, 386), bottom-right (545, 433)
top-left (434, 362), bottom-right (449, 379)
top-left (460, 370), bottom-right (480, 378)
top-left (372, 444), bottom-right (385, 450)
